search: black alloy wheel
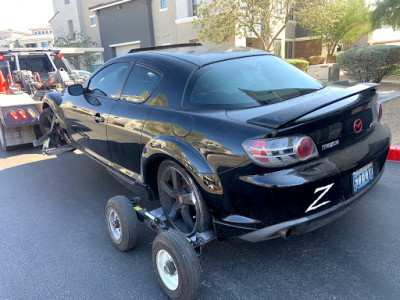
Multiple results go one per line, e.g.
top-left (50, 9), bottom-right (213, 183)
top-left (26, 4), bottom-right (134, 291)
top-left (157, 160), bottom-right (211, 236)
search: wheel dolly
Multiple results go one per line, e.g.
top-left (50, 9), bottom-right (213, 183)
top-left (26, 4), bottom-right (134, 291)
top-left (105, 195), bottom-right (216, 300)
top-left (33, 109), bottom-right (216, 299)
top-left (34, 122), bottom-right (216, 300)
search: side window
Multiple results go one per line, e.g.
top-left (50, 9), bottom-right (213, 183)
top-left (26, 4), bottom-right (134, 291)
top-left (120, 65), bottom-right (161, 103)
top-left (88, 63), bottom-right (131, 99)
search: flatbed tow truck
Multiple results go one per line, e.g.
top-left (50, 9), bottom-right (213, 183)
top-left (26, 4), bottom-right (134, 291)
top-left (0, 49), bottom-right (76, 151)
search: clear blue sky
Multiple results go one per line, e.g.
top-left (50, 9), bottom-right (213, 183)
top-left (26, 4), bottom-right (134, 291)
top-left (0, 0), bottom-right (54, 30)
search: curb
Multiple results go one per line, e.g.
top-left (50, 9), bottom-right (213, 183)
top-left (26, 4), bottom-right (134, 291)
top-left (388, 146), bottom-right (400, 161)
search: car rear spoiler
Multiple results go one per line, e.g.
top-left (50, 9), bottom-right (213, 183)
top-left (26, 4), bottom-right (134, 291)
top-left (246, 83), bottom-right (379, 129)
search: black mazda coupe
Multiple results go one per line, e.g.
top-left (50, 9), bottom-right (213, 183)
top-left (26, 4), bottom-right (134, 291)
top-left (41, 45), bottom-right (390, 243)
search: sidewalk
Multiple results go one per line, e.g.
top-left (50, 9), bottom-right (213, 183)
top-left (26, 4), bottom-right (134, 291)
top-left (378, 76), bottom-right (400, 102)
top-left (378, 77), bottom-right (400, 146)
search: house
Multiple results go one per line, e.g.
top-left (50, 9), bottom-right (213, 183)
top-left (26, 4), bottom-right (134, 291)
top-left (0, 26), bottom-right (54, 49)
top-left (88, 0), bottom-right (155, 61)
top-left (50, 0), bottom-right (104, 69)
top-left (50, 0), bottom-right (326, 62)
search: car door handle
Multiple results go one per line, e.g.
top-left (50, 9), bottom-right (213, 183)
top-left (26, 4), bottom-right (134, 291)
top-left (94, 114), bottom-right (105, 123)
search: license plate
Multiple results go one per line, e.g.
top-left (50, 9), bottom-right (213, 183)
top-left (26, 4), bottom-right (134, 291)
top-left (352, 162), bottom-right (374, 193)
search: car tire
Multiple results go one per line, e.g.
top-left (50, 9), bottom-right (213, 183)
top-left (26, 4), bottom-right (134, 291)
top-left (0, 122), bottom-right (13, 151)
top-left (105, 195), bottom-right (138, 252)
top-left (157, 160), bottom-right (211, 236)
top-left (39, 107), bottom-right (67, 147)
top-left (152, 230), bottom-right (201, 300)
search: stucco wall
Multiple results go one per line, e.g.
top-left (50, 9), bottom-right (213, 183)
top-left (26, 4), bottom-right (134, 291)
top-left (80, 0), bottom-right (103, 47)
top-left (176, 20), bottom-right (198, 43)
top-left (97, 0), bottom-right (154, 61)
top-left (51, 0), bottom-right (85, 38)
top-left (152, 0), bottom-right (178, 45)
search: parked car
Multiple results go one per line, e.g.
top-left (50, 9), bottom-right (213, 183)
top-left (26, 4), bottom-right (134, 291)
top-left (40, 45), bottom-right (391, 299)
top-left (71, 69), bottom-right (91, 79)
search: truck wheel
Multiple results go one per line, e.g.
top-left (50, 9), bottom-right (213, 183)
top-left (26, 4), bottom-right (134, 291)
top-left (106, 196), bottom-right (138, 252)
top-left (152, 230), bottom-right (201, 300)
top-left (157, 160), bottom-right (211, 236)
top-left (0, 122), bottom-right (11, 151)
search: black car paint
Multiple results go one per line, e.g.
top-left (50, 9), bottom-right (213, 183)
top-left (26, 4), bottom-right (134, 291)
top-left (42, 46), bottom-right (391, 242)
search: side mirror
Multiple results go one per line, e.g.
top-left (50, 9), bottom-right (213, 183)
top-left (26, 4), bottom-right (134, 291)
top-left (68, 84), bottom-right (84, 96)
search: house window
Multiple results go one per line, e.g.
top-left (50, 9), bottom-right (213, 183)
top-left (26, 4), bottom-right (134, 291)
top-left (46, 30), bottom-right (49, 34)
top-left (25, 43), bottom-right (37, 48)
top-left (64, 0), bottom-right (70, 4)
top-left (41, 41), bottom-right (48, 48)
top-left (285, 41), bottom-right (294, 59)
top-left (34, 32), bottom-right (37, 35)
top-left (160, 0), bottom-right (167, 9)
top-left (90, 15), bottom-right (96, 26)
top-left (192, 0), bottom-right (198, 16)
top-left (67, 19), bottom-right (74, 37)
top-left (278, 3), bottom-right (283, 15)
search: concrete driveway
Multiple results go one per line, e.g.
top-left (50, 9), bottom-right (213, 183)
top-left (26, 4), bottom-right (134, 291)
top-left (1, 148), bottom-right (399, 299)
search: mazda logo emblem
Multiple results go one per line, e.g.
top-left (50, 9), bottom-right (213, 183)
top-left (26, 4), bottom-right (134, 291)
top-left (354, 119), bottom-right (363, 134)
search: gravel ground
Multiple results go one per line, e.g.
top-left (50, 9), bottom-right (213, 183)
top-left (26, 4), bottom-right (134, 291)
top-left (382, 96), bottom-right (400, 145)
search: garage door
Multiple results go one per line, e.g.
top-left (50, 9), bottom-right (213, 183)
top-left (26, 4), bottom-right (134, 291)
top-left (110, 41), bottom-right (141, 57)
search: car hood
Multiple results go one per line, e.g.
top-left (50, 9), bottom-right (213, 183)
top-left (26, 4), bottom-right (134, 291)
top-left (226, 83), bottom-right (378, 129)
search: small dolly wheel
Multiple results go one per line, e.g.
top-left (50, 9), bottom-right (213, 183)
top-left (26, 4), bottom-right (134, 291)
top-left (106, 195), bottom-right (138, 251)
top-left (152, 230), bottom-right (201, 300)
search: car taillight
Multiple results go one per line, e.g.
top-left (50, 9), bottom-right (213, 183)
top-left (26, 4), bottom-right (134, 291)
top-left (378, 102), bottom-right (383, 122)
top-left (0, 54), bottom-right (4, 61)
top-left (242, 135), bottom-right (318, 167)
top-left (18, 109), bottom-right (28, 119)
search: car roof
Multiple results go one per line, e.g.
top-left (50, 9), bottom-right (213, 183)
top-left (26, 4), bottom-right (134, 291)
top-left (122, 45), bottom-right (269, 67)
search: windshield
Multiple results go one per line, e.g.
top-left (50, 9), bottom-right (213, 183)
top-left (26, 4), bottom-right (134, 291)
top-left (184, 55), bottom-right (324, 109)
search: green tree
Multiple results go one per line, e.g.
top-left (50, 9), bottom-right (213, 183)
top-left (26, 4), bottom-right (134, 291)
top-left (54, 32), bottom-right (98, 68)
top-left (372, 0), bottom-right (400, 30)
top-left (194, 0), bottom-right (296, 52)
top-left (296, 0), bottom-right (372, 62)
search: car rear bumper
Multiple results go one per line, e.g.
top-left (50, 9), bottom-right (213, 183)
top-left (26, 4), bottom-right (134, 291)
top-left (212, 166), bottom-right (384, 242)
top-left (239, 167), bottom-right (383, 242)
top-left (211, 124), bottom-right (390, 242)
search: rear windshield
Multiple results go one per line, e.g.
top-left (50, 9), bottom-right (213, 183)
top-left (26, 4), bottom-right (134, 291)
top-left (184, 55), bottom-right (324, 109)
top-left (18, 54), bottom-right (54, 73)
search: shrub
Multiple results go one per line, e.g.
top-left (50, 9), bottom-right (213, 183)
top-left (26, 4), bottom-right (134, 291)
top-left (389, 64), bottom-right (400, 75)
top-left (337, 45), bottom-right (400, 83)
top-left (308, 55), bottom-right (325, 65)
top-left (286, 59), bottom-right (309, 72)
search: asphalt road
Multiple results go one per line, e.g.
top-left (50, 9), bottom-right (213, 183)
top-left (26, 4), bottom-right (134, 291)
top-left (1, 147), bottom-right (399, 300)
